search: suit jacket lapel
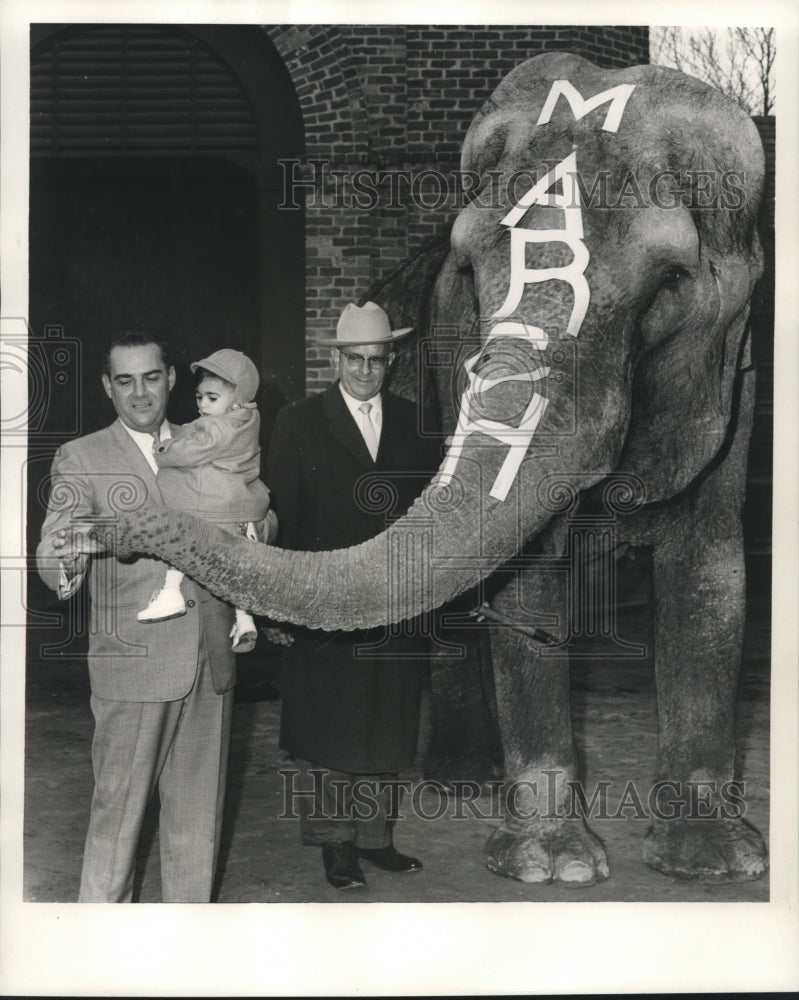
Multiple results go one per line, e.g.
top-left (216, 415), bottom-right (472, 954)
top-left (375, 391), bottom-right (398, 468)
top-left (323, 383), bottom-right (374, 468)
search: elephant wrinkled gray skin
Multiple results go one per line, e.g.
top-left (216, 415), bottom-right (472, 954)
top-left (103, 54), bottom-right (768, 886)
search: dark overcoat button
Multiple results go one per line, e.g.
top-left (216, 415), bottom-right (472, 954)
top-left (186, 599), bottom-right (196, 608)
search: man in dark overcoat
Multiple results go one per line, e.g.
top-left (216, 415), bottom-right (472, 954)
top-left (266, 301), bottom-right (440, 889)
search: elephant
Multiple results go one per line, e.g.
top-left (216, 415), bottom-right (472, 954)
top-left (97, 52), bottom-right (769, 886)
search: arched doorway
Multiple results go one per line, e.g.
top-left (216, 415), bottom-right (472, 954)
top-left (29, 22), bottom-right (305, 431)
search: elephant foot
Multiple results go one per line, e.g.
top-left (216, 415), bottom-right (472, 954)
top-left (485, 820), bottom-right (609, 888)
top-left (642, 818), bottom-right (768, 882)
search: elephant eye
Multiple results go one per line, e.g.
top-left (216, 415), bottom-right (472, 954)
top-left (661, 266), bottom-right (689, 290)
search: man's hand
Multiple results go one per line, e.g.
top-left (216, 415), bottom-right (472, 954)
top-left (51, 524), bottom-right (106, 572)
top-left (261, 625), bottom-right (294, 647)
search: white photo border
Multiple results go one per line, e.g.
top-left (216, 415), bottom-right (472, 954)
top-left (2, 0), bottom-right (797, 995)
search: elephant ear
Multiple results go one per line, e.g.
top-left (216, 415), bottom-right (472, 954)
top-left (619, 105), bottom-right (765, 500)
top-left (363, 232), bottom-right (452, 410)
top-left (620, 239), bottom-right (763, 499)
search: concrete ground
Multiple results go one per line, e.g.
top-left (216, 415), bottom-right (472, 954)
top-left (23, 597), bottom-right (770, 904)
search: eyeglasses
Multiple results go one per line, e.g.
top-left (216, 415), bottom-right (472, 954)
top-left (339, 351), bottom-right (390, 371)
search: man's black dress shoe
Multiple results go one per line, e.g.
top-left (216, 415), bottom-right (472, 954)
top-left (322, 843), bottom-right (366, 889)
top-left (356, 845), bottom-right (423, 873)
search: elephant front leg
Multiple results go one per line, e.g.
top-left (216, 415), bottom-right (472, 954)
top-left (645, 530), bottom-right (768, 881)
top-left (484, 578), bottom-right (609, 887)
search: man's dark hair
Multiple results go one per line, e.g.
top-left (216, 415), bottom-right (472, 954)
top-left (102, 330), bottom-right (171, 376)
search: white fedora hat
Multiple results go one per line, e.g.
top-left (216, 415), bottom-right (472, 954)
top-left (312, 301), bottom-right (413, 347)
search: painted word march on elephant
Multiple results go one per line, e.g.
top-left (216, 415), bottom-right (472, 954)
top-left (439, 78), bottom-right (637, 502)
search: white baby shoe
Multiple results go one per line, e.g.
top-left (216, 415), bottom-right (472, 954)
top-left (230, 609), bottom-right (257, 653)
top-left (137, 587), bottom-right (187, 623)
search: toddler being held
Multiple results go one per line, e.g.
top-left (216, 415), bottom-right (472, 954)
top-left (138, 348), bottom-right (277, 653)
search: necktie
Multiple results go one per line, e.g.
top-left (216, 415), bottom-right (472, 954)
top-left (359, 402), bottom-right (379, 460)
top-left (147, 430), bottom-right (161, 474)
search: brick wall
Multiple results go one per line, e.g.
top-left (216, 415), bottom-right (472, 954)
top-left (264, 24), bottom-right (649, 392)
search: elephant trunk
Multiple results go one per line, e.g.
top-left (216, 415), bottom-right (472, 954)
top-left (111, 373), bottom-right (628, 631)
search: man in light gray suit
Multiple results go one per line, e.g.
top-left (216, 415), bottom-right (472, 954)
top-left (36, 331), bottom-right (236, 902)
